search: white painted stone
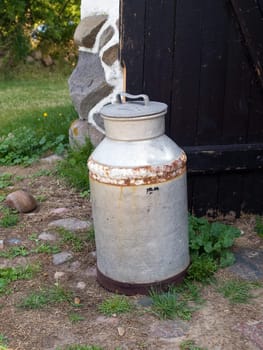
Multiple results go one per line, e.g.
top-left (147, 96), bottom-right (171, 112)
top-left (79, 0), bottom-right (123, 130)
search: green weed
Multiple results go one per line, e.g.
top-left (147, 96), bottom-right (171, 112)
top-left (180, 340), bottom-right (207, 350)
top-left (217, 279), bottom-right (261, 304)
top-left (0, 173), bottom-right (13, 189)
top-left (255, 216), bottom-right (263, 238)
top-left (0, 246), bottom-right (30, 258)
top-left (58, 346), bottom-right (104, 350)
top-left (87, 227), bottom-right (95, 243)
top-left (187, 255), bottom-right (218, 283)
top-left (19, 285), bottom-right (72, 309)
top-left (56, 140), bottom-right (93, 191)
top-left (0, 207), bottom-right (19, 227)
top-left (68, 312), bottom-right (85, 324)
top-left (188, 215), bottom-right (241, 281)
top-left (33, 243), bottom-right (61, 254)
top-left (57, 228), bottom-right (84, 252)
top-left (150, 288), bottom-right (193, 320)
top-left (0, 264), bottom-right (40, 295)
top-left (98, 295), bottom-right (133, 316)
top-left (0, 334), bottom-right (8, 348)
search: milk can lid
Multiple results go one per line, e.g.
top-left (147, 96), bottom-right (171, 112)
top-left (100, 93), bottom-right (167, 119)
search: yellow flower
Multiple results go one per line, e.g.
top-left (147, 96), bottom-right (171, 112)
top-left (43, 112), bottom-right (48, 118)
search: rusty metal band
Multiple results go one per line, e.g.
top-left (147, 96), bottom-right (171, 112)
top-left (96, 266), bottom-right (189, 296)
top-left (88, 155), bottom-right (187, 186)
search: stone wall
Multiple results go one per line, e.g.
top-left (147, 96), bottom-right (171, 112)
top-left (68, 0), bottom-right (123, 147)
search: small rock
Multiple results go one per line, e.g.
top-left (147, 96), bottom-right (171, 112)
top-left (137, 296), bottom-right (153, 307)
top-left (5, 190), bottom-right (38, 213)
top-left (96, 315), bottom-right (119, 325)
top-left (117, 327), bottom-right (125, 336)
top-left (0, 240), bottom-right (4, 250)
top-left (99, 26), bottom-right (114, 50)
top-left (89, 251), bottom-right (97, 258)
top-left (33, 50), bottom-right (42, 60)
top-left (38, 232), bottom-right (57, 241)
top-left (48, 218), bottom-right (92, 232)
top-left (26, 55), bottom-right (34, 63)
top-left (42, 54), bottom-right (53, 66)
top-left (85, 267), bottom-right (96, 277)
top-left (49, 208), bottom-right (69, 215)
top-left (76, 281), bottom-right (86, 290)
top-left (41, 154), bottom-right (63, 163)
top-left (53, 252), bottom-right (73, 265)
top-left (68, 260), bottom-right (81, 271)
top-left (7, 238), bottom-right (21, 245)
top-left (54, 271), bottom-right (65, 280)
top-left (74, 296), bottom-right (81, 305)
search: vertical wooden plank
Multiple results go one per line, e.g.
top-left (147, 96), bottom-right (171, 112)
top-left (217, 173), bottom-right (243, 216)
top-left (221, 6), bottom-right (251, 144)
top-left (242, 170), bottom-right (263, 214)
top-left (171, 0), bottom-right (202, 145)
top-left (191, 175), bottom-right (219, 217)
top-left (196, 0), bottom-right (229, 145)
top-left (142, 0), bottom-right (176, 135)
top-left (247, 77), bottom-right (263, 143)
top-left (120, 0), bottom-right (146, 93)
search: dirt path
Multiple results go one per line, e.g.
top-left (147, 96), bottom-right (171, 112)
top-left (0, 161), bottom-right (262, 350)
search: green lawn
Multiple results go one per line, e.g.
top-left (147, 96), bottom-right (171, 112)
top-left (0, 76), bottom-right (74, 133)
top-left (0, 67), bottom-right (77, 165)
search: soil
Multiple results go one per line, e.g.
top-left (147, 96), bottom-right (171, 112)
top-left (0, 160), bottom-right (262, 350)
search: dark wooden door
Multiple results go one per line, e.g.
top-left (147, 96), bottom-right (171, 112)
top-left (120, 0), bottom-right (263, 216)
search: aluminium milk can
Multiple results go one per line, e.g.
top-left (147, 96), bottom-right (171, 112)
top-left (88, 93), bottom-right (190, 295)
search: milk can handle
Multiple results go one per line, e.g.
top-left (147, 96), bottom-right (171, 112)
top-left (117, 92), bottom-right (150, 105)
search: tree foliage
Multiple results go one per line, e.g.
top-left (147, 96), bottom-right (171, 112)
top-left (0, 0), bottom-right (80, 64)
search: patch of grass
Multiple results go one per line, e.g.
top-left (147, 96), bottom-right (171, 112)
top-left (19, 285), bottom-right (72, 309)
top-left (58, 346), bottom-right (104, 350)
top-left (31, 169), bottom-right (53, 178)
top-left (180, 340), bottom-right (207, 350)
top-left (255, 216), bottom-right (263, 238)
top-left (0, 207), bottom-right (19, 227)
top-left (0, 173), bottom-right (13, 189)
top-left (57, 228), bottom-right (84, 252)
top-left (0, 334), bottom-right (9, 348)
top-left (0, 264), bottom-right (40, 295)
top-left (0, 76), bottom-right (77, 165)
top-left (187, 255), bottom-right (218, 283)
top-left (98, 295), bottom-right (133, 316)
top-left (150, 287), bottom-right (193, 321)
top-left (87, 227), bottom-right (95, 243)
top-left (0, 246), bottom-right (30, 258)
top-left (56, 140), bottom-right (93, 191)
top-left (217, 279), bottom-right (261, 304)
top-left (172, 280), bottom-right (204, 304)
top-left (68, 312), bottom-right (85, 324)
top-left (33, 243), bottom-right (61, 254)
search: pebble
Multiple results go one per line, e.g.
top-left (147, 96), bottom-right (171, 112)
top-left (48, 218), bottom-right (92, 232)
top-left (5, 190), bottom-right (37, 213)
top-left (0, 240), bottom-right (4, 250)
top-left (38, 232), bottom-right (57, 241)
top-left (85, 267), bottom-right (97, 277)
top-left (76, 281), bottom-right (86, 289)
top-left (54, 271), bottom-right (65, 280)
top-left (53, 252), bottom-right (73, 265)
top-left (7, 238), bottom-right (21, 245)
top-left (117, 327), bottom-right (125, 336)
top-left (89, 251), bottom-right (97, 258)
top-left (41, 154), bottom-right (63, 163)
top-left (49, 208), bottom-right (69, 215)
top-left (137, 296), bottom-right (153, 307)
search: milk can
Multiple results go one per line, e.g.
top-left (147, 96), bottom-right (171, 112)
top-left (88, 93), bottom-right (190, 295)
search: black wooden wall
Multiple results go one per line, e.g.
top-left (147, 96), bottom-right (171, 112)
top-left (120, 0), bottom-right (263, 216)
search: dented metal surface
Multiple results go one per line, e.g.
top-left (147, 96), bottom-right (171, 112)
top-left (88, 153), bottom-right (187, 185)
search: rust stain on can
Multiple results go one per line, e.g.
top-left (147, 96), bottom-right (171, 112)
top-left (88, 153), bottom-right (187, 186)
